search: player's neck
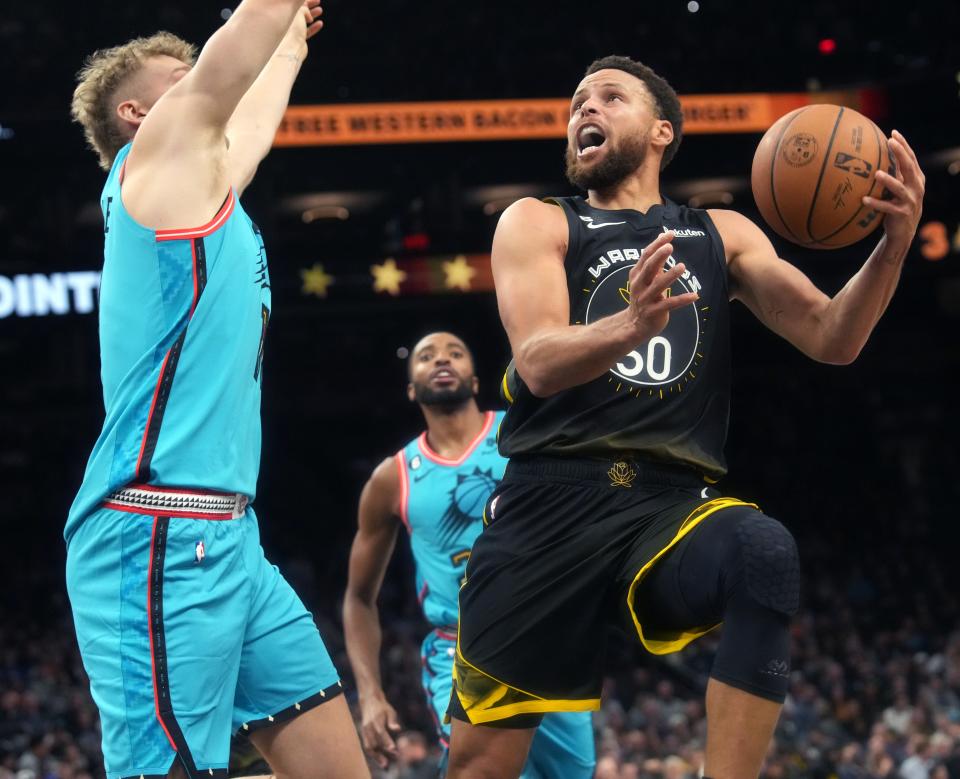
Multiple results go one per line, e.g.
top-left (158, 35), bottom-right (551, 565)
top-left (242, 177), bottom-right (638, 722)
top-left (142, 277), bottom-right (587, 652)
top-left (587, 166), bottom-right (662, 213)
top-left (421, 402), bottom-right (487, 460)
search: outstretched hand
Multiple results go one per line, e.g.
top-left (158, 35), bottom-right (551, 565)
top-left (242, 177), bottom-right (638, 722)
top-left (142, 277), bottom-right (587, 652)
top-left (281, 0), bottom-right (324, 59)
top-left (863, 130), bottom-right (924, 253)
top-left (625, 231), bottom-right (699, 342)
top-left (300, 0), bottom-right (324, 41)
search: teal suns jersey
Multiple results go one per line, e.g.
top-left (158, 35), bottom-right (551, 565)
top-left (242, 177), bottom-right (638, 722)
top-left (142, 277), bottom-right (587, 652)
top-left (65, 143), bottom-right (271, 541)
top-left (395, 411), bottom-right (506, 630)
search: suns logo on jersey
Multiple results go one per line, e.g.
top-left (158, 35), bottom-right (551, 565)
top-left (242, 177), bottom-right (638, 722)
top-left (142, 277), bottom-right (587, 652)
top-left (580, 248), bottom-right (709, 400)
top-left (437, 468), bottom-right (498, 546)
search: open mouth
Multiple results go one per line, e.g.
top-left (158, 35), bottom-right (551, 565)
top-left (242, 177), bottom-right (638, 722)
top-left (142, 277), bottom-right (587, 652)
top-left (577, 124), bottom-right (607, 158)
top-left (431, 369), bottom-right (457, 383)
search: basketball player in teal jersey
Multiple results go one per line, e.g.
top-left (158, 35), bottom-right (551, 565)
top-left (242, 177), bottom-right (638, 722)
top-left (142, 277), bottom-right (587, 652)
top-left (343, 332), bottom-right (595, 778)
top-left (66, 3), bottom-right (368, 779)
top-left (446, 57), bottom-right (925, 779)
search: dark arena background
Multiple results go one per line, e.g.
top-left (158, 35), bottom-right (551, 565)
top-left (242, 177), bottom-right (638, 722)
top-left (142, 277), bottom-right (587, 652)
top-left (2, 1), bottom-right (960, 777)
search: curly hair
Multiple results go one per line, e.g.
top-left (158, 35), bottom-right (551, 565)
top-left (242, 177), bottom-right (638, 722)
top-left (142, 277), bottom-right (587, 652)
top-left (71, 32), bottom-right (197, 170)
top-left (585, 55), bottom-right (684, 170)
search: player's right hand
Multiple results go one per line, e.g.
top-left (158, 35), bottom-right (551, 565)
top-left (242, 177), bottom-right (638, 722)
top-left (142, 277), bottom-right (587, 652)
top-left (625, 230), bottom-right (698, 341)
top-left (300, 0), bottom-right (324, 43)
top-left (280, 0), bottom-right (324, 61)
top-left (359, 695), bottom-right (402, 769)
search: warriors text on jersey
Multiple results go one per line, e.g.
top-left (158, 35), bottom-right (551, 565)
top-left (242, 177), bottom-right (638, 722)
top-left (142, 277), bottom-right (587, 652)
top-left (498, 196), bottom-right (731, 479)
top-left (395, 411), bottom-right (505, 629)
top-left (65, 143), bottom-right (272, 540)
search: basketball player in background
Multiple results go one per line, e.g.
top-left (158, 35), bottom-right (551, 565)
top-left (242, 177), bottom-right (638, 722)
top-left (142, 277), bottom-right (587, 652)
top-left (343, 332), bottom-right (595, 777)
top-left (66, 2), bottom-right (369, 778)
top-left (447, 55), bottom-right (924, 779)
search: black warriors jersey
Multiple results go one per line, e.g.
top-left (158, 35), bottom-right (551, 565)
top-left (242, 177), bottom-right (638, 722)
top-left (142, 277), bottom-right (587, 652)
top-left (498, 196), bottom-right (732, 479)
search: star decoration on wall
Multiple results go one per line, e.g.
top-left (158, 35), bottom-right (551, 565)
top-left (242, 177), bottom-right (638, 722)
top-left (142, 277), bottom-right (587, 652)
top-left (300, 264), bottom-right (334, 298)
top-left (371, 258), bottom-right (407, 296)
top-left (442, 255), bottom-right (476, 292)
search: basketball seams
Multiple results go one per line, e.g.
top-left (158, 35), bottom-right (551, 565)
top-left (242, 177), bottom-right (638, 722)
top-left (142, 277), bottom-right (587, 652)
top-left (768, 108), bottom-right (807, 244)
top-left (755, 104), bottom-right (888, 249)
top-left (804, 106), bottom-right (845, 245)
top-left (813, 116), bottom-right (885, 246)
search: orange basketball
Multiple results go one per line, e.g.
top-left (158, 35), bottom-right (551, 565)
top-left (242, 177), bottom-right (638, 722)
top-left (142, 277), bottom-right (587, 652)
top-left (751, 104), bottom-right (895, 249)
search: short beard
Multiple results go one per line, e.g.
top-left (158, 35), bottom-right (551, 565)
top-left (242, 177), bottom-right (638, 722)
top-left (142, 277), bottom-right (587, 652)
top-left (414, 380), bottom-right (475, 412)
top-left (565, 132), bottom-right (649, 192)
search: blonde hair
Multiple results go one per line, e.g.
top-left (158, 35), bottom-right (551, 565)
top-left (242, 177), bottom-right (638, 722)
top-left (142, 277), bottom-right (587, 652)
top-left (71, 32), bottom-right (197, 170)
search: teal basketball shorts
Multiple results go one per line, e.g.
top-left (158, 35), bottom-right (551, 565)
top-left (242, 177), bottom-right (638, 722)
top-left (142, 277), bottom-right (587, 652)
top-left (65, 485), bottom-right (341, 779)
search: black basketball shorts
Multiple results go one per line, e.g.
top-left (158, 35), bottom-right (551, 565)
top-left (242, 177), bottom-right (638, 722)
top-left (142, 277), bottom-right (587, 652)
top-left (452, 455), bottom-right (755, 726)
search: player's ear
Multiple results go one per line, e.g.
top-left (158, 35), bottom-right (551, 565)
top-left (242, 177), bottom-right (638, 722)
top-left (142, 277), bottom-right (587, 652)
top-left (650, 119), bottom-right (674, 154)
top-left (472, 376), bottom-right (479, 395)
top-left (117, 99), bottom-right (148, 129)
top-left (406, 382), bottom-right (416, 402)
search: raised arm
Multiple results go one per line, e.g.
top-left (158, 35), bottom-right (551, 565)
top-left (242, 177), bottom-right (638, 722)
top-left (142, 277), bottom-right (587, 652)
top-left (493, 197), bottom-right (697, 397)
top-left (716, 131), bottom-right (924, 365)
top-left (168, 0), bottom-right (306, 130)
top-left (342, 458), bottom-right (403, 770)
top-left (122, 0), bottom-right (308, 227)
top-left (226, 0), bottom-right (324, 194)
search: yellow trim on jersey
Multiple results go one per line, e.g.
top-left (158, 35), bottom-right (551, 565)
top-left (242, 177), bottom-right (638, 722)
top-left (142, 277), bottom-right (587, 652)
top-left (453, 633), bottom-right (600, 724)
top-left (703, 474), bottom-right (720, 484)
top-left (627, 497), bottom-right (758, 655)
top-left (501, 371), bottom-right (514, 404)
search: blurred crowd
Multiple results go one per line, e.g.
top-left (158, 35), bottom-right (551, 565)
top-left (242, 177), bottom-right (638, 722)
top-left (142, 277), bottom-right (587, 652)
top-left (0, 600), bottom-right (100, 779)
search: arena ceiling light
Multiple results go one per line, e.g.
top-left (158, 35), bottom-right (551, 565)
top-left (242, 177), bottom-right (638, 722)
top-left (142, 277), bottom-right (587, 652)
top-left (278, 191), bottom-right (385, 219)
top-left (666, 176), bottom-right (749, 208)
top-left (463, 184), bottom-right (550, 216)
top-left (301, 206), bottom-right (351, 223)
top-left (687, 191), bottom-right (735, 208)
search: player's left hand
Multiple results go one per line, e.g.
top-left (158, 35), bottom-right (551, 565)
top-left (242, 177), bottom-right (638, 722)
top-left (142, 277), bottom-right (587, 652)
top-left (862, 130), bottom-right (924, 252)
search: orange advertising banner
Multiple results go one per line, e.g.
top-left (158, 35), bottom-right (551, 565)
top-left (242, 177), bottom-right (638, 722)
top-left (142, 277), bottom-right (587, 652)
top-left (274, 92), bottom-right (869, 147)
top-left (276, 99), bottom-right (571, 147)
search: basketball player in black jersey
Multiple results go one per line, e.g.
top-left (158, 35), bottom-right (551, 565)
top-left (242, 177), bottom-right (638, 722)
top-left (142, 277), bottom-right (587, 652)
top-left (446, 56), bottom-right (924, 779)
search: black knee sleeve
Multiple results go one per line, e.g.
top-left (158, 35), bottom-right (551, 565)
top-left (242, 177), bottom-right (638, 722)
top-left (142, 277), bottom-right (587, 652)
top-left (637, 508), bottom-right (799, 703)
top-left (736, 514), bottom-right (800, 617)
top-left (710, 589), bottom-right (793, 702)
top-left (711, 513), bottom-right (799, 702)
